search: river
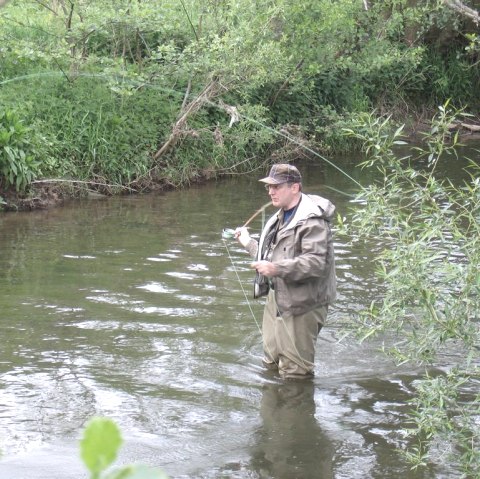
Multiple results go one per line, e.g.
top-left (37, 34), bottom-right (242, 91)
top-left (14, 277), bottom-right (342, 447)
top-left (0, 147), bottom-right (475, 478)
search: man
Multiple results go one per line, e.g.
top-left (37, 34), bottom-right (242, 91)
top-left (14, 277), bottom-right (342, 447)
top-left (235, 163), bottom-right (336, 379)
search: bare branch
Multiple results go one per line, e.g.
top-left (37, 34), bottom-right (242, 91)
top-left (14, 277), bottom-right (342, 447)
top-left (153, 80), bottom-right (223, 160)
top-left (181, 79), bottom-right (192, 111)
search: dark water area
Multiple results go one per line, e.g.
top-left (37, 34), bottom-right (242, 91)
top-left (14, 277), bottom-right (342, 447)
top-left (0, 144), bottom-right (477, 478)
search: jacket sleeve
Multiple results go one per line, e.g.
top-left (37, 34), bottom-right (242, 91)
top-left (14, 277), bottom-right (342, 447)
top-left (245, 239), bottom-right (258, 259)
top-left (274, 218), bottom-right (330, 281)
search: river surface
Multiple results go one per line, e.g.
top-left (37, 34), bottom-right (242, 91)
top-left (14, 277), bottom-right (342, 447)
top-left (0, 148), bottom-right (475, 479)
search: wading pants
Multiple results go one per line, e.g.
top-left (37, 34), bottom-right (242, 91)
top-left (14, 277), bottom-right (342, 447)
top-left (262, 290), bottom-right (328, 379)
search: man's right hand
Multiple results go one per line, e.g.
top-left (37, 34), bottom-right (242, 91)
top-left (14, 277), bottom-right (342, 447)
top-left (234, 227), bottom-right (251, 248)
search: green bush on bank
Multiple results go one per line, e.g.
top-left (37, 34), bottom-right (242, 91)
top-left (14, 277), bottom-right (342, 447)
top-left (0, 72), bottom-right (276, 194)
top-left (0, 108), bottom-right (42, 191)
top-left (0, 0), bottom-right (479, 196)
top-left (1, 75), bottom-right (175, 185)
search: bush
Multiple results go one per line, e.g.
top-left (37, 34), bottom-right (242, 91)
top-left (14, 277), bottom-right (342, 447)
top-left (0, 108), bottom-right (41, 191)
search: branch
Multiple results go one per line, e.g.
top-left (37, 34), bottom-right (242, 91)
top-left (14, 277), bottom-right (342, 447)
top-left (32, 0), bottom-right (59, 15)
top-left (153, 80), bottom-right (222, 160)
top-left (181, 79), bottom-right (192, 111)
top-left (269, 59), bottom-right (304, 107)
top-left (444, 0), bottom-right (480, 24)
top-left (66, 1), bottom-right (75, 31)
top-left (179, 0), bottom-right (199, 41)
top-left (32, 178), bottom-right (136, 192)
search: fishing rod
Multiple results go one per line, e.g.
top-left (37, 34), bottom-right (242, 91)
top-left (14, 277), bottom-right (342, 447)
top-left (222, 200), bottom-right (272, 239)
top-left (241, 200), bottom-right (272, 228)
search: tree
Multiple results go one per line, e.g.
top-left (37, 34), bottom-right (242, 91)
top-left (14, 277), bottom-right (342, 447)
top-left (341, 103), bottom-right (480, 476)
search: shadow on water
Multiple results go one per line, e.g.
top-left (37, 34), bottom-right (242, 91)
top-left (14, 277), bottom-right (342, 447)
top-left (0, 146), bottom-right (477, 478)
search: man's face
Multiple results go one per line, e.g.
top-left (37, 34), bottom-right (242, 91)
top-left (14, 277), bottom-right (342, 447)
top-left (265, 182), bottom-right (300, 209)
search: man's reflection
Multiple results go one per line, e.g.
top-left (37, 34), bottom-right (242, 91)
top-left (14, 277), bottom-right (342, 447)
top-left (251, 380), bottom-right (334, 478)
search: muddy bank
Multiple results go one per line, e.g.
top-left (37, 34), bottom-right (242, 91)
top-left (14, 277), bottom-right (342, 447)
top-left (0, 183), bottom-right (69, 212)
top-left (0, 173), bottom-right (195, 212)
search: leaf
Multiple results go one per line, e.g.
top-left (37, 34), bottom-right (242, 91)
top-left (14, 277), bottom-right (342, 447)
top-left (80, 417), bottom-right (123, 476)
top-left (393, 124), bottom-right (405, 138)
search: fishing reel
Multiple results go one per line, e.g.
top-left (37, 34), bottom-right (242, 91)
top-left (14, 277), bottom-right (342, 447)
top-left (221, 228), bottom-right (236, 239)
top-left (253, 271), bottom-right (270, 298)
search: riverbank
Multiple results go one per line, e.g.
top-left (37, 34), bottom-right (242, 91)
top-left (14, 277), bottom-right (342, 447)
top-left (2, 118), bottom-right (479, 213)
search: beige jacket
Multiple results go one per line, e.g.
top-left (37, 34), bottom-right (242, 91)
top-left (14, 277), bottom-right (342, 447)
top-left (246, 193), bottom-right (336, 316)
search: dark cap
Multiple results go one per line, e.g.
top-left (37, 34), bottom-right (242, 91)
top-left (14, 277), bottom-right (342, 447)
top-left (259, 163), bottom-right (302, 185)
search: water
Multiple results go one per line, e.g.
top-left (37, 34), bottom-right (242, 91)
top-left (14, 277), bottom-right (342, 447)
top-left (0, 151), bottom-right (474, 479)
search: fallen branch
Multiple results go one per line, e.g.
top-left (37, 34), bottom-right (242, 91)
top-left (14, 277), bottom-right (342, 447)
top-left (153, 80), bottom-right (222, 160)
top-left (32, 178), bottom-right (136, 192)
top-left (461, 122), bottom-right (480, 132)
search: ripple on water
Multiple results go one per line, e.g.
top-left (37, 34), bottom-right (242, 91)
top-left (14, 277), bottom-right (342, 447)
top-left (69, 320), bottom-right (197, 334)
top-left (164, 271), bottom-right (198, 280)
top-left (131, 306), bottom-right (199, 317)
top-left (136, 282), bottom-right (178, 293)
top-left (187, 263), bottom-right (209, 271)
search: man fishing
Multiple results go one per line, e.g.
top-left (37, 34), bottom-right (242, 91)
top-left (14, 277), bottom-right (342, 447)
top-left (235, 163), bottom-right (336, 379)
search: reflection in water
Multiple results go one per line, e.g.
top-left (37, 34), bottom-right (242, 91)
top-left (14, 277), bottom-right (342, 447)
top-left (252, 380), bottom-right (334, 479)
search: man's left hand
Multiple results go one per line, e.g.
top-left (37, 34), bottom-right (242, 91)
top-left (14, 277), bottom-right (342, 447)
top-left (251, 260), bottom-right (278, 277)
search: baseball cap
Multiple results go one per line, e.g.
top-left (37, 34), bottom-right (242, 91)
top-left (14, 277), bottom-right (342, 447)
top-left (259, 163), bottom-right (302, 185)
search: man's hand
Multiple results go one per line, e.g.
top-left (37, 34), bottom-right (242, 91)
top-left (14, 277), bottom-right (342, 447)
top-left (234, 227), bottom-right (251, 248)
top-left (252, 260), bottom-right (278, 277)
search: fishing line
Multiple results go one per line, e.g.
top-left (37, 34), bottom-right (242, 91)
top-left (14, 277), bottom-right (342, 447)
top-left (223, 236), bottom-right (313, 375)
top-left (222, 239), bottom-right (263, 335)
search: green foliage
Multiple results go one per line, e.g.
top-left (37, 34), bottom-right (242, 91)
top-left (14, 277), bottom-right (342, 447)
top-left (339, 102), bottom-right (480, 476)
top-left (80, 417), bottom-right (168, 479)
top-left (1, 75), bottom-right (177, 186)
top-left (1, 0), bottom-right (479, 193)
top-left (404, 371), bottom-right (480, 476)
top-left (418, 49), bottom-right (479, 107)
top-left (156, 102), bottom-right (276, 187)
top-left (0, 109), bottom-right (41, 191)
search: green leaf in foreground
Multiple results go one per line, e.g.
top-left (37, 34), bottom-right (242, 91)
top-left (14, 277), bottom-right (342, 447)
top-left (80, 417), bottom-right (123, 477)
